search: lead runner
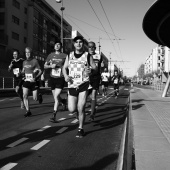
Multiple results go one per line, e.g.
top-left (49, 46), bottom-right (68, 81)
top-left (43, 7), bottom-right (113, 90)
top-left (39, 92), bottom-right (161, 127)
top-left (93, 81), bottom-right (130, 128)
top-left (62, 36), bottom-right (96, 138)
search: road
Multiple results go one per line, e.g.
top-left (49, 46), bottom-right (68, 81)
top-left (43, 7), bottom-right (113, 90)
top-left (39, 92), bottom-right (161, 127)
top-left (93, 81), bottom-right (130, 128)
top-left (0, 84), bottom-right (130, 170)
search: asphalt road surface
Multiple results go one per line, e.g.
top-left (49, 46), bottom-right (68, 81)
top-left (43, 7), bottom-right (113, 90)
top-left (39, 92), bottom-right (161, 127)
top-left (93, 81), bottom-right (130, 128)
top-left (0, 85), bottom-right (130, 170)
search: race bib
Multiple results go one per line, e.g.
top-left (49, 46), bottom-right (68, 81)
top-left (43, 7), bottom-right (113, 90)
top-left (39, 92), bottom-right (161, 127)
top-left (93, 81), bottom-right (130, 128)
top-left (51, 68), bottom-right (61, 77)
top-left (70, 71), bottom-right (82, 83)
top-left (25, 73), bottom-right (33, 81)
top-left (13, 68), bottom-right (19, 75)
top-left (114, 79), bottom-right (118, 84)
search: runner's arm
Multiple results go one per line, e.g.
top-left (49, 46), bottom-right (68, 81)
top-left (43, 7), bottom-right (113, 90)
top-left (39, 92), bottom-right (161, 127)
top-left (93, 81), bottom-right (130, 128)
top-left (89, 55), bottom-right (96, 70)
top-left (62, 55), bottom-right (71, 82)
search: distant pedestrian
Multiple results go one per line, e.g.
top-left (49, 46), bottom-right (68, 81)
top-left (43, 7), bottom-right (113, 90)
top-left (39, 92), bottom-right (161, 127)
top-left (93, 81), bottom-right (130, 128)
top-left (62, 36), bottom-right (96, 138)
top-left (44, 41), bottom-right (67, 122)
top-left (101, 68), bottom-right (109, 96)
top-left (22, 47), bottom-right (43, 117)
top-left (8, 50), bottom-right (25, 109)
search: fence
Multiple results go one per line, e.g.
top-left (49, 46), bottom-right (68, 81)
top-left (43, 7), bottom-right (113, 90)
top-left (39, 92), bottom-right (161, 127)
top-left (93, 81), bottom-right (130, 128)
top-left (151, 83), bottom-right (166, 91)
top-left (0, 77), bottom-right (15, 89)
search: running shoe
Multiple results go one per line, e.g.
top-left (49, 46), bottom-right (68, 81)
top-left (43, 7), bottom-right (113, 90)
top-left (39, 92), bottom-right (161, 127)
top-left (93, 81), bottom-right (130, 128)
top-left (61, 98), bottom-right (67, 111)
top-left (89, 115), bottom-right (95, 122)
top-left (38, 93), bottom-right (43, 104)
top-left (21, 101), bottom-right (25, 109)
top-left (76, 128), bottom-right (85, 138)
top-left (24, 111), bottom-right (32, 117)
top-left (49, 112), bottom-right (57, 123)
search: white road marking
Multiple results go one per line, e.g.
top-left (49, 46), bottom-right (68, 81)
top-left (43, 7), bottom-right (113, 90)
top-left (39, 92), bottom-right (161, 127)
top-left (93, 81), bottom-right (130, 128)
top-left (7, 138), bottom-right (29, 148)
top-left (68, 113), bottom-right (73, 116)
top-left (37, 125), bottom-right (51, 132)
top-left (9, 97), bottom-right (19, 100)
top-left (56, 127), bottom-right (68, 134)
top-left (31, 140), bottom-right (50, 150)
top-left (58, 118), bottom-right (66, 121)
top-left (71, 119), bottom-right (79, 123)
top-left (124, 88), bottom-right (129, 90)
top-left (0, 163), bottom-right (18, 170)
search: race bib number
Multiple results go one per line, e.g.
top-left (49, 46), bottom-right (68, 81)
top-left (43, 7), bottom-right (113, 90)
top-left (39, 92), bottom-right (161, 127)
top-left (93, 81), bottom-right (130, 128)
top-left (70, 71), bottom-right (82, 83)
top-left (114, 79), bottom-right (118, 84)
top-left (13, 68), bottom-right (19, 75)
top-left (51, 68), bottom-right (61, 77)
top-left (25, 73), bottom-right (33, 81)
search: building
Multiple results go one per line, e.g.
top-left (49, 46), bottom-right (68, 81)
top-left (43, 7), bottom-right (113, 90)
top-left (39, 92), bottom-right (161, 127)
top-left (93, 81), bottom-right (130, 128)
top-left (0, 0), bottom-right (72, 77)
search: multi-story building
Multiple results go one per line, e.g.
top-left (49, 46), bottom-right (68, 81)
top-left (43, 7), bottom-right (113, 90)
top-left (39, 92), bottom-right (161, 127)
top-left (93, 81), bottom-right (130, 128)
top-left (0, 0), bottom-right (72, 77)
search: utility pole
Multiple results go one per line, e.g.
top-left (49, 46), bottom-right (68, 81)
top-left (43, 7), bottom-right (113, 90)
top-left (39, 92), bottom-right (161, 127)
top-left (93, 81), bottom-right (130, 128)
top-left (98, 37), bottom-right (101, 54)
top-left (56, 0), bottom-right (65, 52)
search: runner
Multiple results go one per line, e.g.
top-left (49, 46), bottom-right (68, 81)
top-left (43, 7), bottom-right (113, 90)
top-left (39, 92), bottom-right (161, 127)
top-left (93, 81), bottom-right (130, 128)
top-left (101, 68), bottom-right (109, 96)
top-left (8, 50), bottom-right (25, 109)
top-left (44, 41), bottom-right (67, 122)
top-left (111, 70), bottom-right (120, 98)
top-left (88, 41), bottom-right (102, 122)
top-left (62, 36), bottom-right (96, 138)
top-left (22, 47), bottom-right (43, 117)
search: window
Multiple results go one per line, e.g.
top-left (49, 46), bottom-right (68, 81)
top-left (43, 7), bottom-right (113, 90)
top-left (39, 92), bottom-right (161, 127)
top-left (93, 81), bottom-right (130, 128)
top-left (24, 22), bottom-right (27, 29)
top-left (24, 37), bottom-right (27, 43)
top-left (24, 7), bottom-right (27, 14)
top-left (0, 12), bottom-right (5, 25)
top-left (12, 15), bottom-right (19, 25)
top-left (13, 0), bottom-right (20, 9)
top-left (0, 0), bottom-right (5, 8)
top-left (33, 24), bottom-right (38, 37)
top-left (43, 18), bottom-right (47, 29)
top-left (12, 32), bottom-right (19, 40)
top-left (34, 10), bottom-right (39, 24)
top-left (43, 30), bottom-right (47, 42)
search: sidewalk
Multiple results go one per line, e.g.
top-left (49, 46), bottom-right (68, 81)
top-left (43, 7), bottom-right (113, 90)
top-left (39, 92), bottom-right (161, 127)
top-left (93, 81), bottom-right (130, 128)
top-left (131, 86), bottom-right (170, 170)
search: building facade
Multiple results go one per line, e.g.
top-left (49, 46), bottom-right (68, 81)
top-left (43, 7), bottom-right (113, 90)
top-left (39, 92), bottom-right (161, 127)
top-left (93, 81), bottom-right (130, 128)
top-left (0, 0), bottom-right (72, 77)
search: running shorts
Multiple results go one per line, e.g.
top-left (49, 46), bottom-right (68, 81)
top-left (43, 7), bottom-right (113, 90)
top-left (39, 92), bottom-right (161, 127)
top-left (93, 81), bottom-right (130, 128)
top-left (23, 81), bottom-right (40, 91)
top-left (68, 82), bottom-right (89, 97)
top-left (101, 81), bottom-right (109, 87)
top-left (50, 77), bottom-right (65, 90)
top-left (90, 75), bottom-right (101, 90)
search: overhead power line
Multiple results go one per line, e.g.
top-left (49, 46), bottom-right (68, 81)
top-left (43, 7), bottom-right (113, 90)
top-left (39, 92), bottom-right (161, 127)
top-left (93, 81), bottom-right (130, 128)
top-left (65, 15), bottom-right (90, 39)
top-left (64, 14), bottom-right (121, 39)
top-left (87, 0), bottom-right (119, 59)
top-left (98, 0), bottom-right (127, 68)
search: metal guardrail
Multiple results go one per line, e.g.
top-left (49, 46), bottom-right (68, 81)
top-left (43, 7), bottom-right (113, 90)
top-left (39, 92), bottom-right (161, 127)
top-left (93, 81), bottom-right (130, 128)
top-left (0, 77), bottom-right (50, 89)
top-left (0, 77), bottom-right (14, 89)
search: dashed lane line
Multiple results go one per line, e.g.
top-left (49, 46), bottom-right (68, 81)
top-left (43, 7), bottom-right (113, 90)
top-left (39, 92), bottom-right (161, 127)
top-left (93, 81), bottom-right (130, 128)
top-left (31, 140), bottom-right (50, 151)
top-left (0, 163), bottom-right (18, 170)
top-left (71, 119), bottom-right (79, 124)
top-left (56, 127), bottom-right (68, 134)
top-left (58, 118), bottom-right (66, 121)
top-left (9, 97), bottom-right (19, 100)
top-left (37, 125), bottom-right (51, 132)
top-left (7, 138), bottom-right (29, 148)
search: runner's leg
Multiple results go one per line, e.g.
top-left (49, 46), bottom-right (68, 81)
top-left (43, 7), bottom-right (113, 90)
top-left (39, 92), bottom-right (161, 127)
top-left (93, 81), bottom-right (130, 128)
top-left (77, 90), bottom-right (88, 129)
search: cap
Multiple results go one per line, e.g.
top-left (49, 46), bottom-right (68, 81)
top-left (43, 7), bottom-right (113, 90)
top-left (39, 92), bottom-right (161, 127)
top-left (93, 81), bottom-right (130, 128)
top-left (73, 36), bottom-right (84, 42)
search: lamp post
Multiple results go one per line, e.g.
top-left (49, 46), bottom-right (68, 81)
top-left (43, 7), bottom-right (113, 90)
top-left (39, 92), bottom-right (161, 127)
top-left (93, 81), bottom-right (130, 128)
top-left (56, 0), bottom-right (65, 52)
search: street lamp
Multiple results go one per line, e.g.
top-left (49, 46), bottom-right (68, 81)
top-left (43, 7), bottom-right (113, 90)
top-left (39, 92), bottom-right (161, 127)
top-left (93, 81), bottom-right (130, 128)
top-left (56, 0), bottom-right (65, 52)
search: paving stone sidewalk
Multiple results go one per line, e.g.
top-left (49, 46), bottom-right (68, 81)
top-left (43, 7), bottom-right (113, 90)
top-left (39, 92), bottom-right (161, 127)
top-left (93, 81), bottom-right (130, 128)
top-left (131, 87), bottom-right (170, 170)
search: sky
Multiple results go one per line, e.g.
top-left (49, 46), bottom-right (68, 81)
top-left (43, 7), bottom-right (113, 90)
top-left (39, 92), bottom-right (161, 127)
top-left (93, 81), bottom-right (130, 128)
top-left (46, 0), bottom-right (157, 77)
